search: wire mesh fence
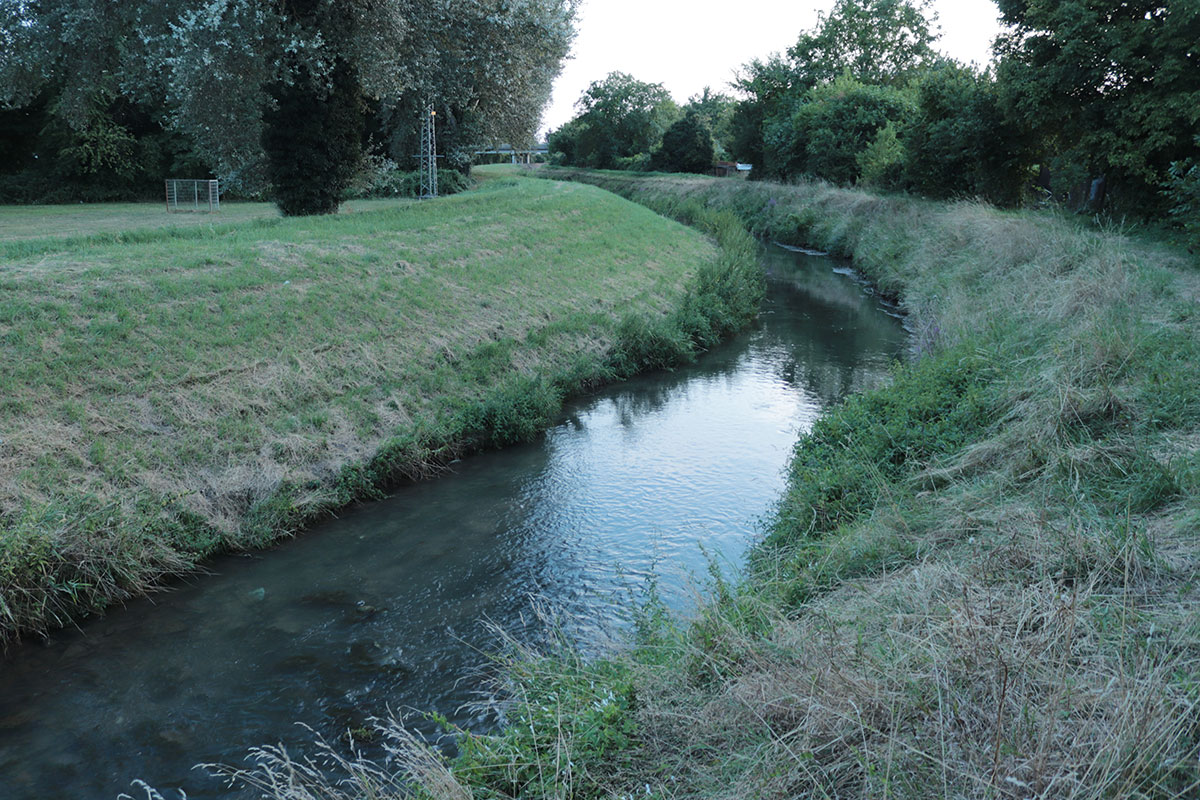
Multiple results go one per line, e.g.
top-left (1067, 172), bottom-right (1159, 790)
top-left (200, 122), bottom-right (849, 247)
top-left (165, 179), bottom-right (220, 213)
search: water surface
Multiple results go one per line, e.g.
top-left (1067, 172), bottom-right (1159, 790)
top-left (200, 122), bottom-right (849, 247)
top-left (0, 245), bottom-right (907, 798)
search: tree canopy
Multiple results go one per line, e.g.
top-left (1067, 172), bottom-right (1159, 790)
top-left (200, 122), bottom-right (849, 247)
top-left (994, 0), bottom-right (1200, 208)
top-left (0, 0), bottom-right (577, 207)
top-left (549, 72), bottom-right (678, 170)
top-left (652, 111), bottom-right (715, 174)
top-left (787, 0), bottom-right (940, 88)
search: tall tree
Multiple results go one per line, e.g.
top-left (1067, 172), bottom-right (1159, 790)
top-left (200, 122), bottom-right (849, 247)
top-left (995, 0), bottom-right (1200, 209)
top-left (731, 0), bottom-right (940, 176)
top-left (902, 62), bottom-right (1029, 204)
top-left (683, 87), bottom-right (736, 158)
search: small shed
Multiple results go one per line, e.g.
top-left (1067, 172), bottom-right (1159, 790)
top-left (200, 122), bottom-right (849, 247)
top-left (713, 161), bottom-right (752, 178)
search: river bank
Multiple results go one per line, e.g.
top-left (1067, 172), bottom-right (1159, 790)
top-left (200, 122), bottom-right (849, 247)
top-left (0, 175), bottom-right (762, 643)
top-left (372, 169), bottom-right (1198, 799)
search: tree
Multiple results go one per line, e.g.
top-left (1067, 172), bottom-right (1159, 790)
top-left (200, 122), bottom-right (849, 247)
top-left (791, 75), bottom-right (914, 185)
top-left (0, 0), bottom-right (578, 207)
top-left (1163, 137), bottom-right (1200, 250)
top-left (731, 55), bottom-right (798, 177)
top-left (264, 62), bottom-right (364, 216)
top-left (902, 62), bottom-right (1029, 204)
top-left (731, 0), bottom-right (939, 178)
top-left (995, 0), bottom-right (1200, 210)
top-left (553, 72), bottom-right (678, 169)
top-left (787, 0), bottom-right (940, 89)
top-left (652, 111), bottom-right (715, 174)
top-left (683, 87), bottom-right (736, 159)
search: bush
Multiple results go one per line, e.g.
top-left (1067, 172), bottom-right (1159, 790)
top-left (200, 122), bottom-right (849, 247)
top-left (344, 163), bottom-right (471, 199)
top-left (1162, 137), bottom-right (1200, 250)
top-left (780, 75), bottom-right (914, 185)
top-left (857, 121), bottom-right (905, 188)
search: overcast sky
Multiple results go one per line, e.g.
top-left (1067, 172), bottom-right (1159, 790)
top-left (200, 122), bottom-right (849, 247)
top-left (539, 0), bottom-right (1005, 136)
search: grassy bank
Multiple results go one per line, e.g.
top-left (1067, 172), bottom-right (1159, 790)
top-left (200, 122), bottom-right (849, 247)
top-left (336, 171), bottom-right (1196, 799)
top-left (0, 175), bottom-right (762, 642)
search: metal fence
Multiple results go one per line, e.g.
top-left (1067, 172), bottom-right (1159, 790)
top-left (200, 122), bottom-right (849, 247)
top-left (165, 179), bottom-right (220, 213)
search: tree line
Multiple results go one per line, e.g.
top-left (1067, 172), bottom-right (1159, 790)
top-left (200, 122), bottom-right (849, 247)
top-left (0, 0), bottom-right (577, 214)
top-left (549, 0), bottom-right (1199, 239)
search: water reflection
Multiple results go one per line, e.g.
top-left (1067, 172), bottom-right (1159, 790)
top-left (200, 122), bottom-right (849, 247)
top-left (0, 245), bottom-right (907, 799)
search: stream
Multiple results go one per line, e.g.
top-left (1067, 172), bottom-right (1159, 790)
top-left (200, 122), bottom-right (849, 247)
top-left (0, 244), bottom-right (907, 799)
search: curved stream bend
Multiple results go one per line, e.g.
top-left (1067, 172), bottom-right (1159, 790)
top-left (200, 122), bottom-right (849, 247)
top-left (0, 245), bottom-right (907, 799)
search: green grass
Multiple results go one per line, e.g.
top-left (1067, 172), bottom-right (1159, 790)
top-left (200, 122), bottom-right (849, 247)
top-left (0, 197), bottom-right (410, 241)
top-left (357, 169), bottom-right (1197, 800)
top-left (0, 175), bottom-right (763, 640)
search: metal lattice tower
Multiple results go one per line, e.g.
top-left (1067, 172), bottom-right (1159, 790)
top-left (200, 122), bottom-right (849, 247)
top-left (418, 104), bottom-right (438, 199)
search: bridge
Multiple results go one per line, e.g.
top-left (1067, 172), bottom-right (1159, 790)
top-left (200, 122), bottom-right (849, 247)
top-left (472, 144), bottom-right (549, 164)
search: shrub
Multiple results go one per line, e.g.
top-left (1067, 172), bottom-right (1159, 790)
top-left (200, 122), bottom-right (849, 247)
top-left (1162, 138), bottom-right (1200, 250)
top-left (787, 75), bottom-right (914, 185)
top-left (856, 120), bottom-right (905, 188)
top-left (344, 165), bottom-right (471, 199)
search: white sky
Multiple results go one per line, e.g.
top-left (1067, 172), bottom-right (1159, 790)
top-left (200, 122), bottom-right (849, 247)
top-left (539, 0), bottom-right (1004, 136)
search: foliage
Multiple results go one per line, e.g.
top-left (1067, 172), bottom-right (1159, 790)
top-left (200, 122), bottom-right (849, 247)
top-left (804, 77), bottom-right (912, 185)
top-left (650, 111), bottom-right (715, 174)
top-left (994, 0), bottom-right (1200, 210)
top-left (856, 120), bottom-right (905, 188)
top-left (1162, 138), bottom-right (1200, 250)
top-left (0, 0), bottom-right (577, 203)
top-left (786, 0), bottom-right (940, 89)
top-left (264, 61), bottom-right (364, 216)
top-left (902, 62), bottom-right (1028, 204)
top-left (682, 87), bottom-right (737, 159)
top-left (730, 0), bottom-right (937, 180)
top-left (549, 72), bottom-right (678, 169)
top-left (730, 54), bottom-right (797, 178)
top-left (345, 160), bottom-right (471, 200)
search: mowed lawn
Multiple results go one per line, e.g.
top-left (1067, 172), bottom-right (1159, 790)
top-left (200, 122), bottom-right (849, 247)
top-left (0, 177), bottom-right (716, 635)
top-left (0, 197), bottom-right (404, 243)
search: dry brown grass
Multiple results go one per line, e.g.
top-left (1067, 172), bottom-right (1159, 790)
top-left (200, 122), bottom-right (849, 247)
top-left (630, 545), bottom-right (1198, 798)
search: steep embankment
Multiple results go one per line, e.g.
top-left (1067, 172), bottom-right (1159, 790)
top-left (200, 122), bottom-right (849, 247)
top-left (0, 176), bottom-right (762, 642)
top-left (390, 170), bottom-right (1197, 800)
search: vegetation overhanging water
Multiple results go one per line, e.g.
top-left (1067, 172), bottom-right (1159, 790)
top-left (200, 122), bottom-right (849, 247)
top-left (0, 244), bottom-right (907, 799)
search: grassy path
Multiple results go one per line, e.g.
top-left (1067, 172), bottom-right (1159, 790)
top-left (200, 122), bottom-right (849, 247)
top-left (0, 176), bottom-right (761, 641)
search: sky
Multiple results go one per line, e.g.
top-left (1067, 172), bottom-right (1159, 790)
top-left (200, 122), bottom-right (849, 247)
top-left (539, 0), bottom-right (1005, 136)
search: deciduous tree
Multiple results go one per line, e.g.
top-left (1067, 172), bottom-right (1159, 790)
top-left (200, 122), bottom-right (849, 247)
top-left (995, 0), bottom-right (1200, 209)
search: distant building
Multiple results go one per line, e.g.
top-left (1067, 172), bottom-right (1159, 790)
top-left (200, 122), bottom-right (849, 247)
top-left (713, 161), bottom-right (752, 178)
